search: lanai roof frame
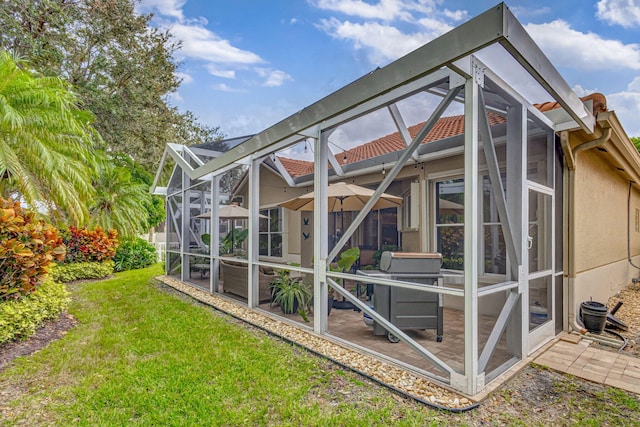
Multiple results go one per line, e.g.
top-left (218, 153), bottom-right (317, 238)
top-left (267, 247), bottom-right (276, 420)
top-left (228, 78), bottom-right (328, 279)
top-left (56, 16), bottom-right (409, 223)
top-left (185, 2), bottom-right (592, 185)
top-left (157, 2), bottom-right (595, 396)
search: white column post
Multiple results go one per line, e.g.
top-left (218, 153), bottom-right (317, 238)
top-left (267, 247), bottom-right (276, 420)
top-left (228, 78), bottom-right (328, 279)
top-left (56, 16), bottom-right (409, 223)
top-left (506, 104), bottom-right (526, 357)
top-left (461, 76), bottom-right (480, 395)
top-left (248, 159), bottom-right (260, 308)
top-left (211, 175), bottom-right (221, 294)
top-left (313, 130), bottom-right (329, 334)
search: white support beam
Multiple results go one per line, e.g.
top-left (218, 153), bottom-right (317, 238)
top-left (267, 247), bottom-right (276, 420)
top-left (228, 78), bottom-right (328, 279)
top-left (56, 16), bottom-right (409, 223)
top-left (313, 129), bottom-right (329, 335)
top-left (387, 103), bottom-right (419, 161)
top-left (180, 166), bottom-right (189, 283)
top-left (463, 77), bottom-right (480, 395)
top-left (211, 175), bottom-right (221, 294)
top-left (477, 87), bottom-right (519, 279)
top-left (192, 5), bottom-right (534, 179)
top-left (272, 155), bottom-right (297, 187)
top-left (167, 200), bottom-right (182, 244)
top-left (478, 290), bottom-right (520, 372)
top-left (499, 5), bottom-right (594, 134)
top-left (326, 131), bottom-right (346, 177)
top-left (248, 157), bottom-right (261, 308)
top-left (328, 278), bottom-right (455, 376)
top-left (189, 4), bottom-right (591, 181)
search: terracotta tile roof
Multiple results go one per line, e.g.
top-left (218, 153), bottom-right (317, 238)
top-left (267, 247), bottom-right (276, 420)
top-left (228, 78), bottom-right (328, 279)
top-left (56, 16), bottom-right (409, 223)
top-left (277, 157), bottom-right (315, 177)
top-left (277, 93), bottom-right (606, 178)
top-left (534, 93), bottom-right (607, 115)
top-left (278, 112), bottom-right (505, 177)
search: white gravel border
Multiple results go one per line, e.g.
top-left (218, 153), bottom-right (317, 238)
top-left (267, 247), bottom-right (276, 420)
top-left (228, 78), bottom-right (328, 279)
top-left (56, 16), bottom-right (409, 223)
top-left (157, 275), bottom-right (475, 410)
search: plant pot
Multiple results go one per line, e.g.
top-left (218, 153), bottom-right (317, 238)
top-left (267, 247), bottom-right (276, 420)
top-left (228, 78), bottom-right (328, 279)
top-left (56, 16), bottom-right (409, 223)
top-left (280, 299), bottom-right (299, 314)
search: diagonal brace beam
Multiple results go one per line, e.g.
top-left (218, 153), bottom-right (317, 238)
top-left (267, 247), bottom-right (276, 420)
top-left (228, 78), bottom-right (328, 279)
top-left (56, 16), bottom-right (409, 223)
top-left (477, 90), bottom-right (520, 278)
top-left (328, 278), bottom-right (455, 375)
top-left (478, 290), bottom-right (520, 372)
top-left (329, 84), bottom-right (463, 261)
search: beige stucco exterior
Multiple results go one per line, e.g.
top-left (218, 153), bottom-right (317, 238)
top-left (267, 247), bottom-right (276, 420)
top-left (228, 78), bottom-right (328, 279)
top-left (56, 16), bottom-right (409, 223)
top-left (563, 112), bottom-right (640, 329)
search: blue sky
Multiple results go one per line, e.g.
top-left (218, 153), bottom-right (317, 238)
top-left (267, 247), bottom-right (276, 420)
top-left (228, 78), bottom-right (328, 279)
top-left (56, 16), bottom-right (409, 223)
top-left (136, 0), bottom-right (640, 141)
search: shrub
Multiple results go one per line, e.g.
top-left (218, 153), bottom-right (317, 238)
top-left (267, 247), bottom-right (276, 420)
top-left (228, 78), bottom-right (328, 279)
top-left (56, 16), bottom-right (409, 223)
top-left (50, 261), bottom-right (114, 283)
top-left (0, 198), bottom-right (66, 301)
top-left (0, 278), bottom-right (70, 345)
top-left (61, 226), bottom-right (118, 263)
top-left (113, 238), bottom-right (157, 272)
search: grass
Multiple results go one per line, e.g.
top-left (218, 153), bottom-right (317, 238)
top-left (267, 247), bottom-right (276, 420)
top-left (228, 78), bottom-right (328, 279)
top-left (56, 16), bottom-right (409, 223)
top-left (0, 265), bottom-right (440, 426)
top-left (1, 264), bottom-right (639, 426)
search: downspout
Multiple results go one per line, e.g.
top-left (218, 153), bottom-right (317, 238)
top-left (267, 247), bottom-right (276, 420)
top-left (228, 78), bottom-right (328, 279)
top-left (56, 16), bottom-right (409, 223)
top-left (560, 126), bottom-right (612, 334)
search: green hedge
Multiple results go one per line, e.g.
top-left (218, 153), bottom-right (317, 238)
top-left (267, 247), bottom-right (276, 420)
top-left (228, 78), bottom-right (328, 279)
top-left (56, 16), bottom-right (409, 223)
top-left (50, 261), bottom-right (114, 283)
top-left (113, 238), bottom-right (157, 272)
top-left (0, 279), bottom-right (70, 345)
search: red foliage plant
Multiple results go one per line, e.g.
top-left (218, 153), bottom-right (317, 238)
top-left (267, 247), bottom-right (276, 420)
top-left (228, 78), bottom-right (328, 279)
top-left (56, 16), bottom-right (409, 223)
top-left (62, 226), bottom-right (118, 263)
top-left (0, 198), bottom-right (66, 300)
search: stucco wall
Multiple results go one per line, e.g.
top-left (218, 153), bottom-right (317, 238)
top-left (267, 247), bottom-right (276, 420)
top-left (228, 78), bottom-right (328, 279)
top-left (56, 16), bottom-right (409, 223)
top-left (573, 150), bottom-right (640, 273)
top-left (567, 145), bottom-right (640, 324)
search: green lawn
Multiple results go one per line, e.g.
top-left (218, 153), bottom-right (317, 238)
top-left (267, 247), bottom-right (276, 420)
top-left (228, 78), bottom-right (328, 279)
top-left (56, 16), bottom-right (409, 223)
top-left (2, 265), bottom-right (638, 426)
top-left (0, 265), bottom-right (441, 426)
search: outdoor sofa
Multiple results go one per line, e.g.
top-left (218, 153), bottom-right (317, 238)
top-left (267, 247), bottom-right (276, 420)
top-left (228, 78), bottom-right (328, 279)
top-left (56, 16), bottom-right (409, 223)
top-left (220, 260), bottom-right (275, 302)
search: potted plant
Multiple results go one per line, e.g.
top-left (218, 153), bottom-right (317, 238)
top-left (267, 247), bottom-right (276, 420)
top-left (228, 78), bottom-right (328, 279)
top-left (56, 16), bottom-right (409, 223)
top-left (270, 269), bottom-right (312, 320)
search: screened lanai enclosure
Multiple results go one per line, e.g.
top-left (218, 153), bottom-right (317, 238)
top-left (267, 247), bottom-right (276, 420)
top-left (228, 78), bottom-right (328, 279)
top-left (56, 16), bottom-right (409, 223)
top-left (152, 3), bottom-right (597, 395)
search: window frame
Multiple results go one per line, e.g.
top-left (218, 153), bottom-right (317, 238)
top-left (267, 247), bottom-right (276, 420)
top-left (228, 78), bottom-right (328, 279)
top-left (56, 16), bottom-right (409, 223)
top-left (259, 207), bottom-right (284, 259)
top-left (432, 175), bottom-right (508, 279)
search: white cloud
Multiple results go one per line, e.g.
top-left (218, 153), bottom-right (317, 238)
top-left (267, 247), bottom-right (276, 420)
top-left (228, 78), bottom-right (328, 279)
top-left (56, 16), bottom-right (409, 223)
top-left (442, 9), bottom-right (468, 22)
top-left (256, 69), bottom-right (294, 87)
top-left (525, 20), bottom-right (640, 70)
top-left (317, 18), bottom-right (435, 63)
top-left (136, 0), bottom-right (186, 20)
top-left (205, 65), bottom-right (236, 79)
top-left (311, 0), bottom-right (414, 21)
top-left (170, 23), bottom-right (263, 65)
top-left (572, 84), bottom-right (599, 97)
top-left (576, 78), bottom-right (640, 137)
top-left (312, 1), bottom-right (463, 65)
top-left (607, 90), bottom-right (640, 137)
top-left (417, 17), bottom-right (454, 35)
top-left (213, 83), bottom-right (245, 93)
top-left (167, 91), bottom-right (184, 102)
top-left (175, 72), bottom-right (193, 84)
top-left (597, 0), bottom-right (640, 28)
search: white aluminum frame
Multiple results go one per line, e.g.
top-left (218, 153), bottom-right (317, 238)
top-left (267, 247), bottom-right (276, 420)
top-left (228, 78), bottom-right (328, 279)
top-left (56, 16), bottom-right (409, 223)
top-left (155, 3), bottom-right (579, 395)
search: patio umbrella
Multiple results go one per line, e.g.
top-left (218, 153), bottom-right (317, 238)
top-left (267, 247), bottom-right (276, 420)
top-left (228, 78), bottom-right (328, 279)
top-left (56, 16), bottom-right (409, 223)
top-left (279, 181), bottom-right (402, 243)
top-left (196, 204), bottom-right (266, 252)
top-left (279, 182), bottom-right (402, 309)
top-left (279, 181), bottom-right (402, 213)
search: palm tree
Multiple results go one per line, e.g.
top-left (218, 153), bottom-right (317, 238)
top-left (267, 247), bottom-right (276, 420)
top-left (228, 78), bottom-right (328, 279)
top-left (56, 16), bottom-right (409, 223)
top-left (88, 158), bottom-right (154, 240)
top-left (0, 51), bottom-right (96, 225)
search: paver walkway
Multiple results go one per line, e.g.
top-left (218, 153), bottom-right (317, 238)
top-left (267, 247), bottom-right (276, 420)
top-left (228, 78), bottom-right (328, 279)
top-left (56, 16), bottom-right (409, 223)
top-left (534, 338), bottom-right (640, 395)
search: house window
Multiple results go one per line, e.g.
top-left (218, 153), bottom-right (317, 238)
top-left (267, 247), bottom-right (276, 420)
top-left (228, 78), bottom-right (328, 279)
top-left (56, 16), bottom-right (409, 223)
top-left (435, 179), bottom-right (464, 270)
top-left (259, 208), bottom-right (283, 257)
top-left (434, 176), bottom-right (507, 274)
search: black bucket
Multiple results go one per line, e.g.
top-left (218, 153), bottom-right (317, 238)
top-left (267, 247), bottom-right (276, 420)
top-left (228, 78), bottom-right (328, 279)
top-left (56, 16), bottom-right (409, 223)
top-left (580, 301), bottom-right (607, 333)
